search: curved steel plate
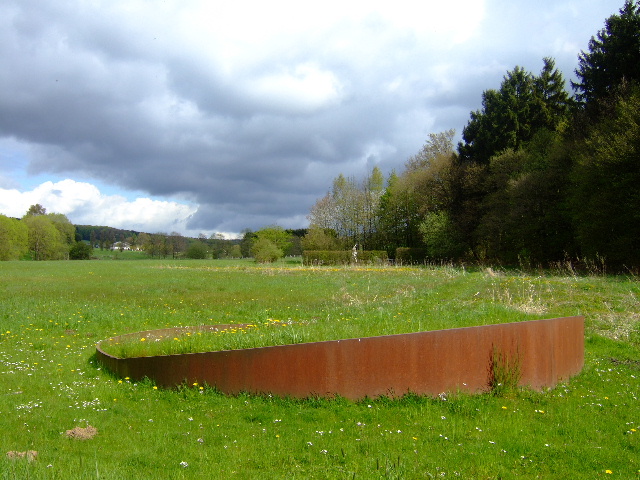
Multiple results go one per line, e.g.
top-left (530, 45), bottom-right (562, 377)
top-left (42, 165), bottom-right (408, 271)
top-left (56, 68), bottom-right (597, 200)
top-left (96, 316), bottom-right (584, 399)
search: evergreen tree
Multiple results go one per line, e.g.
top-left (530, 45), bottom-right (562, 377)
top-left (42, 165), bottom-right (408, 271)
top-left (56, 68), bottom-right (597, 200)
top-left (570, 85), bottom-right (640, 266)
top-left (69, 241), bottom-right (93, 260)
top-left (458, 88), bottom-right (504, 164)
top-left (474, 130), bottom-right (575, 264)
top-left (239, 230), bottom-right (257, 258)
top-left (573, 0), bottom-right (640, 107)
top-left (532, 58), bottom-right (573, 132)
top-left (459, 61), bottom-right (571, 164)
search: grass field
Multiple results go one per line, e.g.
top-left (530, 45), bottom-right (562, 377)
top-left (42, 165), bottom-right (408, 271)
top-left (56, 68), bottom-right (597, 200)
top-left (1, 258), bottom-right (639, 478)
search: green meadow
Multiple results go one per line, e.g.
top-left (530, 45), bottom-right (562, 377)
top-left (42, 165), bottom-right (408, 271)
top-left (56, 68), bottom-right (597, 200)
top-left (1, 258), bottom-right (639, 479)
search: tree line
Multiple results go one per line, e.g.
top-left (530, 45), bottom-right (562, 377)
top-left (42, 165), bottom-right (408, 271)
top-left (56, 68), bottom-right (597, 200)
top-left (0, 204), bottom-right (305, 262)
top-left (306, 1), bottom-right (640, 269)
top-left (0, 206), bottom-right (249, 261)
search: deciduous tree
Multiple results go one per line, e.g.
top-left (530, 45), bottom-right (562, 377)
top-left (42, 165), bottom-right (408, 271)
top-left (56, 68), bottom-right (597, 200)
top-left (254, 226), bottom-right (293, 254)
top-left (362, 166), bottom-right (384, 247)
top-left (24, 204), bottom-right (46, 216)
top-left (169, 232), bottom-right (187, 259)
top-left (0, 214), bottom-right (28, 260)
top-left (47, 213), bottom-right (75, 246)
top-left (301, 226), bottom-right (340, 251)
top-left (251, 238), bottom-right (282, 263)
top-left (23, 215), bottom-right (66, 260)
top-left (375, 171), bottom-right (422, 253)
top-left (406, 129), bottom-right (456, 171)
top-left (186, 241), bottom-right (209, 259)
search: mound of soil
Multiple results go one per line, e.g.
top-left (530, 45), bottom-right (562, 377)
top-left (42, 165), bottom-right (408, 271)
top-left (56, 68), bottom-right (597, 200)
top-left (65, 425), bottom-right (98, 440)
top-left (6, 450), bottom-right (38, 461)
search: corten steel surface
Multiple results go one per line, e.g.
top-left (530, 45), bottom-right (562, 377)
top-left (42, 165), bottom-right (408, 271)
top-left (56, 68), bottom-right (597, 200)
top-left (96, 316), bottom-right (584, 400)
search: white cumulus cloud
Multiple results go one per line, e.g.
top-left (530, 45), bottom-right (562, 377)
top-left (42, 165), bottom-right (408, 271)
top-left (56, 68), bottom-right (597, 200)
top-left (0, 179), bottom-right (204, 236)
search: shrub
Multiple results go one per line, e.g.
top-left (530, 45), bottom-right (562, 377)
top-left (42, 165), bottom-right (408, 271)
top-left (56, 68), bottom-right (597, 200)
top-left (186, 241), bottom-right (209, 259)
top-left (395, 248), bottom-right (427, 265)
top-left (303, 250), bottom-right (351, 265)
top-left (69, 241), bottom-right (93, 260)
top-left (302, 250), bottom-right (388, 265)
top-left (419, 211), bottom-right (464, 260)
top-left (356, 250), bottom-right (389, 264)
top-left (229, 244), bottom-right (242, 258)
top-left (252, 238), bottom-right (283, 263)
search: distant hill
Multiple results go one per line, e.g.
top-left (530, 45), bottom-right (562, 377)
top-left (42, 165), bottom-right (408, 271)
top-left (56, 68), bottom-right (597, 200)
top-left (75, 225), bottom-right (142, 244)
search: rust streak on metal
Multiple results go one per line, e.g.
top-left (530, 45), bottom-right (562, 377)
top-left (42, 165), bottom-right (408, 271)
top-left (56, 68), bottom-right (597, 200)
top-left (96, 316), bottom-right (584, 399)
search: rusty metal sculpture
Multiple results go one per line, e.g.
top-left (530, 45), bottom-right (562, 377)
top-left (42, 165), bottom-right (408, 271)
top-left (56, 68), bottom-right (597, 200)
top-left (96, 316), bottom-right (584, 399)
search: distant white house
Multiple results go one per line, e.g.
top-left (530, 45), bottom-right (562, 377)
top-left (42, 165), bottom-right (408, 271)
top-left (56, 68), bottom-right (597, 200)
top-left (110, 241), bottom-right (132, 251)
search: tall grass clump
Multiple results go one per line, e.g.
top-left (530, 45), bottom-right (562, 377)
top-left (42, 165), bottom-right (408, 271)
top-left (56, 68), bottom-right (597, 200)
top-left (488, 346), bottom-right (522, 397)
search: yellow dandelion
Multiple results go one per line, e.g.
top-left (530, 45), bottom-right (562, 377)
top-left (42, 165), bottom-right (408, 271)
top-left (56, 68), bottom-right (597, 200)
top-left (605, 470), bottom-right (612, 474)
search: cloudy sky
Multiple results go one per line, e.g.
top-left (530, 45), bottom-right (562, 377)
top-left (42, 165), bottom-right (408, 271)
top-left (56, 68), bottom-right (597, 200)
top-left (0, 0), bottom-right (623, 237)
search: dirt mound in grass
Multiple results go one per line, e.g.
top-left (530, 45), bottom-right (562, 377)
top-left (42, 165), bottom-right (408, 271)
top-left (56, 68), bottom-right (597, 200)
top-left (6, 450), bottom-right (38, 461)
top-left (65, 425), bottom-right (98, 440)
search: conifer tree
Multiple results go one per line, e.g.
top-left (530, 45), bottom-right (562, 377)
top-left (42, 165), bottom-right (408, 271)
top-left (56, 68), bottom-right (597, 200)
top-left (572, 0), bottom-right (640, 106)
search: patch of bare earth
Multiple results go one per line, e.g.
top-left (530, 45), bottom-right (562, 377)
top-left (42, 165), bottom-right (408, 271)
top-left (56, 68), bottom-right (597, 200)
top-left (65, 425), bottom-right (98, 440)
top-left (6, 451), bottom-right (38, 461)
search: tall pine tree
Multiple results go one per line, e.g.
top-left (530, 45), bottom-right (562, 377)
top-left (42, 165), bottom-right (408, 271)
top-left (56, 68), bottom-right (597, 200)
top-left (572, 0), bottom-right (640, 106)
top-left (459, 60), bottom-right (571, 164)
